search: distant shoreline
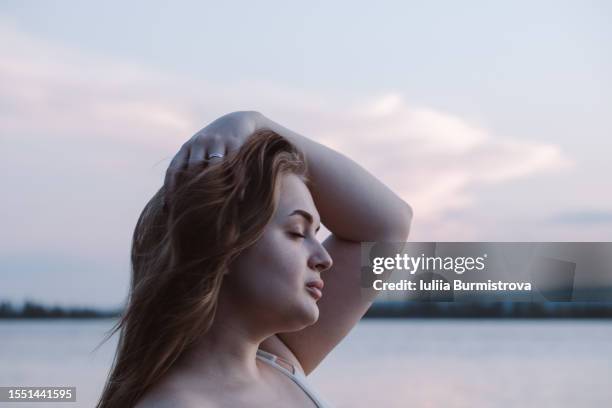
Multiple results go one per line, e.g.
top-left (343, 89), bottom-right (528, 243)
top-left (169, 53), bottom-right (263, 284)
top-left (2, 299), bottom-right (612, 319)
top-left (363, 301), bottom-right (612, 318)
top-left (0, 300), bottom-right (120, 319)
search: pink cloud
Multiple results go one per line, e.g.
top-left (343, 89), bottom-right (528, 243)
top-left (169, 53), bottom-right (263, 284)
top-left (1, 21), bottom-right (573, 260)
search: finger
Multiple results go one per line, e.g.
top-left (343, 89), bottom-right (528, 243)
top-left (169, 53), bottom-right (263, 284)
top-left (225, 139), bottom-right (241, 158)
top-left (164, 143), bottom-right (190, 196)
top-left (205, 137), bottom-right (227, 164)
top-left (187, 143), bottom-right (206, 171)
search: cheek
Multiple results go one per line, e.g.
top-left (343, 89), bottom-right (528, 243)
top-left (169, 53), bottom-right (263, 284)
top-left (225, 230), bottom-right (319, 328)
top-left (228, 230), bottom-right (306, 301)
top-left (257, 230), bottom-right (306, 289)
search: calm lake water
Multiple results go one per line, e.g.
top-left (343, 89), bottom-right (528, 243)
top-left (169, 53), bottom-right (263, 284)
top-left (0, 319), bottom-right (610, 407)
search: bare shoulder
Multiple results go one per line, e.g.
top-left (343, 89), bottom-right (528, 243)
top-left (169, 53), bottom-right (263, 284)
top-left (134, 384), bottom-right (218, 408)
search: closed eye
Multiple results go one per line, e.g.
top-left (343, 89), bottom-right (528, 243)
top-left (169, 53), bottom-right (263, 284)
top-left (289, 232), bottom-right (306, 239)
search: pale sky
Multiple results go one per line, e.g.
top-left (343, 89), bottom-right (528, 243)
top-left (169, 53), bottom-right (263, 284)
top-left (1, 1), bottom-right (611, 307)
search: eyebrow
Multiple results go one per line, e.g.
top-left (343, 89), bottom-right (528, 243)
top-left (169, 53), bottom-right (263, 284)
top-left (288, 209), bottom-right (321, 233)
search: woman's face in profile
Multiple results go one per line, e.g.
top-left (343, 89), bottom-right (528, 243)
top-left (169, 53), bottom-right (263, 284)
top-left (225, 173), bottom-right (333, 331)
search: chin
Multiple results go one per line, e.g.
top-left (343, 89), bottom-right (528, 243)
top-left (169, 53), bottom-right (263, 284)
top-left (287, 301), bottom-right (319, 330)
top-left (301, 299), bottom-right (320, 326)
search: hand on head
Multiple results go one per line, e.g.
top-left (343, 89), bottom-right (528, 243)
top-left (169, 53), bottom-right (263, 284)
top-left (163, 111), bottom-right (261, 210)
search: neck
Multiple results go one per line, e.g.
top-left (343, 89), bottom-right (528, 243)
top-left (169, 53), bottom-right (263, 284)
top-left (170, 291), bottom-right (272, 387)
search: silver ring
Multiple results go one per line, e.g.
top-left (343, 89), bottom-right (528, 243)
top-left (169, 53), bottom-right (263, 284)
top-left (206, 152), bottom-right (224, 160)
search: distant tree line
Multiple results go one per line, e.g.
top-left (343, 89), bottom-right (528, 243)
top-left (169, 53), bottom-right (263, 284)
top-left (364, 301), bottom-right (612, 318)
top-left (2, 299), bottom-right (611, 319)
top-left (0, 300), bottom-right (121, 319)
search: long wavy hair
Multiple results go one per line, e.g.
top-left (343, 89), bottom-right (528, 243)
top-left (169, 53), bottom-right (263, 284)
top-left (96, 129), bottom-right (308, 408)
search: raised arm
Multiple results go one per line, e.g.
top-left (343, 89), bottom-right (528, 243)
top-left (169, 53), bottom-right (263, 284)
top-left (253, 112), bottom-right (413, 374)
top-left (254, 113), bottom-right (413, 242)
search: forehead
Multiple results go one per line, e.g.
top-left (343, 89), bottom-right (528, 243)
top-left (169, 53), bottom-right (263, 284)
top-left (274, 173), bottom-right (319, 222)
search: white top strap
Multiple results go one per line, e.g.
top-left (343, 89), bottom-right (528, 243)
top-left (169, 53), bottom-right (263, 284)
top-left (256, 349), bottom-right (334, 408)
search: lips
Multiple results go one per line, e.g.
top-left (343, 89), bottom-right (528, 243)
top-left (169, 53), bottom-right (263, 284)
top-left (306, 280), bottom-right (324, 300)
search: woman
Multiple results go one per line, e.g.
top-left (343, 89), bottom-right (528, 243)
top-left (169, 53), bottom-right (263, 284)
top-left (97, 111), bottom-right (413, 407)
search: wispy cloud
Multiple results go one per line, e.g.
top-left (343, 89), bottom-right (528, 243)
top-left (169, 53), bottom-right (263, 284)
top-left (0, 21), bottom-right (574, 304)
top-left (1, 20), bottom-right (575, 243)
top-left (548, 210), bottom-right (612, 224)
top-left (313, 93), bottom-right (572, 224)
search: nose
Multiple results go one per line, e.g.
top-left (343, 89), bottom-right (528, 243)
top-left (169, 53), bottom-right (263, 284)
top-left (308, 241), bottom-right (333, 273)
